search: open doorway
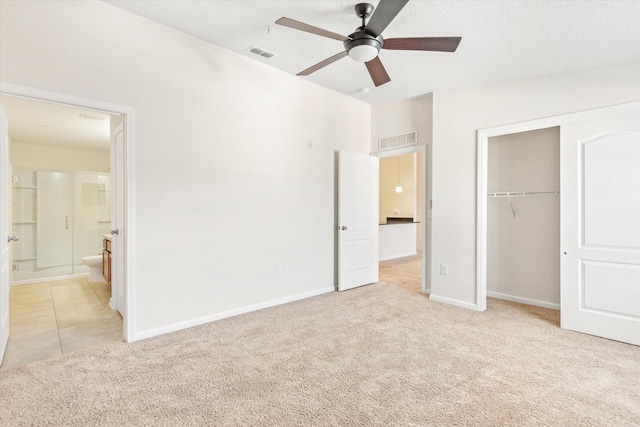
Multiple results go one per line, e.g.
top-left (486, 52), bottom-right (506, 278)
top-left (374, 145), bottom-right (427, 295)
top-left (0, 85), bottom-right (134, 368)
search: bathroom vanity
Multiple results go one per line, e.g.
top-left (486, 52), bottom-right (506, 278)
top-left (102, 235), bottom-right (112, 284)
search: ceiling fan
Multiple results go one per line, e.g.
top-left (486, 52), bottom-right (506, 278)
top-left (275, 0), bottom-right (461, 87)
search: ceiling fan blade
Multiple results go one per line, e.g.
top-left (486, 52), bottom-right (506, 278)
top-left (275, 17), bottom-right (348, 42)
top-left (365, 57), bottom-right (391, 87)
top-left (365, 0), bottom-right (409, 37)
top-left (383, 37), bottom-right (462, 52)
top-left (297, 51), bottom-right (348, 76)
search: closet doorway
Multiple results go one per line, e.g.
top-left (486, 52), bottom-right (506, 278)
top-left (485, 127), bottom-right (560, 310)
top-left (476, 102), bottom-right (640, 345)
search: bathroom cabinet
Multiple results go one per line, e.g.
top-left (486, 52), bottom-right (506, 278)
top-left (102, 238), bottom-right (112, 284)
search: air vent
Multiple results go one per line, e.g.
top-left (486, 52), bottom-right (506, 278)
top-left (378, 130), bottom-right (418, 151)
top-left (246, 46), bottom-right (276, 59)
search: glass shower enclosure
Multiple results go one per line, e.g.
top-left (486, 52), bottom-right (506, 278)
top-left (11, 168), bottom-right (111, 282)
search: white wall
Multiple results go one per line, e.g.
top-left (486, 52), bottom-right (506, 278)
top-left (11, 142), bottom-right (109, 172)
top-left (487, 127), bottom-right (560, 307)
top-left (431, 63), bottom-right (640, 308)
top-left (0, 1), bottom-right (371, 338)
top-left (371, 96), bottom-right (433, 153)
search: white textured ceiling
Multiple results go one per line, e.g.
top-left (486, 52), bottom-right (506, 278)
top-left (109, 1), bottom-right (639, 103)
top-left (1, 96), bottom-right (111, 152)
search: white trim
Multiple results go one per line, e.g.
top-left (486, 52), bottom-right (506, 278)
top-left (429, 293), bottom-right (477, 310)
top-left (372, 144), bottom-right (428, 294)
top-left (135, 286), bottom-right (335, 341)
top-left (486, 291), bottom-right (560, 310)
top-left (11, 273), bottom-right (88, 286)
top-left (476, 101), bottom-right (640, 312)
top-left (0, 82), bottom-right (136, 343)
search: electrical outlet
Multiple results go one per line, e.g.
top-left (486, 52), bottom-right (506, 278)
top-left (440, 264), bottom-right (448, 275)
top-left (275, 265), bottom-right (282, 276)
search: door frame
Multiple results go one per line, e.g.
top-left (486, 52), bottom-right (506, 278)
top-left (0, 82), bottom-right (136, 342)
top-left (373, 144), bottom-right (428, 293)
top-left (476, 101), bottom-right (640, 312)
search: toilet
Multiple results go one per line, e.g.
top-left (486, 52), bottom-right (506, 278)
top-left (82, 255), bottom-right (103, 283)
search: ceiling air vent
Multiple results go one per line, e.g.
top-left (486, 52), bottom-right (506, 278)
top-left (378, 130), bottom-right (418, 151)
top-left (246, 46), bottom-right (276, 59)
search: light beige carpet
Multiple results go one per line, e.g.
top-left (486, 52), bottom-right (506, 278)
top-left (1, 282), bottom-right (639, 426)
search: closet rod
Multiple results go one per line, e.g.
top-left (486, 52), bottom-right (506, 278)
top-left (487, 191), bottom-right (560, 198)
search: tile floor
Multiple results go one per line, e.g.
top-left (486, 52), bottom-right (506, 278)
top-left (1, 277), bottom-right (123, 370)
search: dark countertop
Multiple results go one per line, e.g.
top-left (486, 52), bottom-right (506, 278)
top-left (380, 217), bottom-right (420, 225)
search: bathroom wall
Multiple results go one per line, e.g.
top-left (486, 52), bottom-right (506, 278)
top-left (11, 142), bottom-right (109, 172)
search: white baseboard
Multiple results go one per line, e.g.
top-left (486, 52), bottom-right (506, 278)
top-left (11, 273), bottom-right (89, 286)
top-left (133, 286), bottom-right (335, 342)
top-left (429, 294), bottom-right (478, 311)
top-left (487, 291), bottom-right (560, 310)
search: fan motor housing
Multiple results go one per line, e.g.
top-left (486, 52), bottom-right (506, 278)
top-left (344, 30), bottom-right (384, 61)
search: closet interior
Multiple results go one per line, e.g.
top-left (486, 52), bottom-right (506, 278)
top-left (487, 127), bottom-right (561, 309)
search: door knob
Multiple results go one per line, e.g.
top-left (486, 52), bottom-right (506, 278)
top-left (110, 229), bottom-right (119, 235)
top-left (340, 226), bottom-right (348, 231)
top-left (7, 236), bottom-right (19, 242)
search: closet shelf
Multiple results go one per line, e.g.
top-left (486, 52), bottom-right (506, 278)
top-left (488, 191), bottom-right (560, 218)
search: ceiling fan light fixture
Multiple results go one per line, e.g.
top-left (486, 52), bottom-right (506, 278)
top-left (348, 44), bottom-right (379, 62)
top-left (344, 32), bottom-right (383, 62)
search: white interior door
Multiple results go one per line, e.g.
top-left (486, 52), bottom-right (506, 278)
top-left (36, 171), bottom-right (73, 269)
top-left (110, 123), bottom-right (125, 315)
top-left (560, 109), bottom-right (640, 346)
top-left (1, 103), bottom-right (10, 363)
top-left (338, 150), bottom-right (379, 291)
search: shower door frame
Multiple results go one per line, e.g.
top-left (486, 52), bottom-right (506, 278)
top-left (0, 82), bottom-right (136, 343)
